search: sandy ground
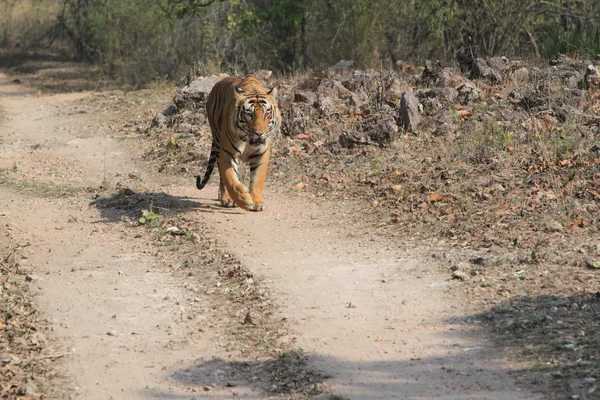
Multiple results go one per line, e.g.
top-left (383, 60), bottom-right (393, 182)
top-left (0, 73), bottom-right (543, 399)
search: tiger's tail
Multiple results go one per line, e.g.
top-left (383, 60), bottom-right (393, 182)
top-left (196, 143), bottom-right (219, 190)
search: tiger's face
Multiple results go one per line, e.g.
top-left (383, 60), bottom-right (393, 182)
top-left (235, 86), bottom-right (278, 146)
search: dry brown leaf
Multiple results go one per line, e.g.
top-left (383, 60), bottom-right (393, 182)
top-left (291, 182), bottom-right (306, 191)
top-left (588, 189), bottom-right (600, 199)
top-left (391, 184), bottom-right (403, 194)
top-left (427, 193), bottom-right (445, 203)
top-left (295, 133), bottom-right (311, 140)
top-left (321, 174), bottom-right (334, 183)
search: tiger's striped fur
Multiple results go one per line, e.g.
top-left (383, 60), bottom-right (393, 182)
top-left (196, 75), bottom-right (280, 211)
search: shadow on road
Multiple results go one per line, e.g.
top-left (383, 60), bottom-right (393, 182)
top-left (89, 188), bottom-right (245, 222)
top-left (142, 291), bottom-right (599, 400)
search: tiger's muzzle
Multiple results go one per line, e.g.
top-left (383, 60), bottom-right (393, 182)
top-left (249, 133), bottom-right (267, 145)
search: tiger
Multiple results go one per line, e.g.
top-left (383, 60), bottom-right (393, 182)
top-left (196, 75), bottom-right (280, 211)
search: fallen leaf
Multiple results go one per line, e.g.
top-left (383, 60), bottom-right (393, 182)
top-left (295, 133), bottom-right (311, 140)
top-left (401, 63), bottom-right (415, 73)
top-left (291, 182), bottom-right (306, 191)
top-left (589, 189), bottom-right (600, 199)
top-left (427, 193), bottom-right (446, 203)
top-left (391, 184), bottom-right (403, 194)
top-left (321, 174), bottom-right (334, 183)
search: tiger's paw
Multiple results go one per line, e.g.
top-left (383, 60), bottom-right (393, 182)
top-left (250, 202), bottom-right (266, 212)
top-left (232, 192), bottom-right (256, 211)
top-left (220, 199), bottom-right (238, 208)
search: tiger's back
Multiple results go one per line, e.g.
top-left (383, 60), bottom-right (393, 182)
top-left (196, 75), bottom-right (280, 211)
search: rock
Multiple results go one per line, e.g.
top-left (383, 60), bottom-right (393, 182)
top-left (509, 67), bottom-right (530, 84)
top-left (420, 96), bottom-right (442, 115)
top-left (584, 259), bottom-right (600, 270)
top-left (398, 91), bottom-right (421, 132)
top-left (151, 112), bottom-right (168, 128)
top-left (362, 111), bottom-right (398, 146)
top-left (543, 219), bottom-right (564, 233)
top-left (486, 56), bottom-right (511, 74)
top-left (435, 122), bottom-right (457, 136)
top-left (434, 107), bottom-right (454, 124)
top-left (519, 83), bottom-right (551, 111)
top-left (173, 74), bottom-right (227, 109)
top-left (166, 226), bottom-right (185, 236)
top-left (471, 58), bottom-right (503, 82)
top-left (161, 105), bottom-right (177, 116)
top-left (421, 60), bottom-right (448, 87)
top-left (315, 96), bottom-right (340, 116)
top-left (584, 64), bottom-right (600, 89)
top-left (243, 311), bottom-right (257, 325)
top-left (470, 257), bottom-right (485, 265)
top-left (293, 90), bottom-right (317, 104)
top-left (383, 85), bottom-right (404, 107)
top-left (455, 82), bottom-right (482, 104)
top-left (452, 270), bottom-right (469, 281)
top-left (17, 382), bottom-right (39, 396)
top-left (339, 130), bottom-right (370, 148)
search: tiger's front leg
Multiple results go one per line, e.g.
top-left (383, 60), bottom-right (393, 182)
top-left (218, 177), bottom-right (236, 208)
top-left (218, 157), bottom-right (255, 211)
top-left (248, 146), bottom-right (271, 211)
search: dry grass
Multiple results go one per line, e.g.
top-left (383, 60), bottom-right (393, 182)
top-left (0, 226), bottom-right (71, 399)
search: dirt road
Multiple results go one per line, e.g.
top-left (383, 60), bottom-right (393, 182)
top-left (0, 74), bottom-right (542, 399)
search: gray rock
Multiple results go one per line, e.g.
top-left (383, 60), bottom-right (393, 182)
top-left (364, 111), bottom-right (398, 146)
top-left (456, 82), bottom-right (482, 104)
top-left (398, 91), bottom-right (422, 132)
top-left (584, 64), bottom-right (600, 89)
top-left (173, 74), bottom-right (227, 109)
top-left (543, 219), bottom-right (564, 233)
top-left (452, 270), bottom-right (470, 281)
top-left (435, 107), bottom-right (455, 125)
top-left (294, 90), bottom-right (317, 104)
top-left (161, 105), bottom-right (177, 116)
top-left (339, 130), bottom-right (369, 148)
top-left (151, 112), bottom-right (168, 128)
top-left (509, 67), bottom-right (530, 84)
top-left (435, 122), bottom-right (457, 136)
top-left (421, 60), bottom-right (449, 87)
top-left (315, 96), bottom-right (339, 116)
top-left (472, 58), bottom-right (502, 82)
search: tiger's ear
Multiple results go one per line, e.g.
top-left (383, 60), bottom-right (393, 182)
top-left (266, 86), bottom-right (277, 97)
top-left (235, 85), bottom-right (245, 94)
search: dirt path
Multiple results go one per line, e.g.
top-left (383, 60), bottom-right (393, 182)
top-left (0, 74), bottom-right (543, 399)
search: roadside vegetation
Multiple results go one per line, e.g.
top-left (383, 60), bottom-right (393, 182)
top-left (2, 1), bottom-right (600, 88)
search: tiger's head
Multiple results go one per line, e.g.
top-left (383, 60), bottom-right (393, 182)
top-left (234, 77), bottom-right (279, 146)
